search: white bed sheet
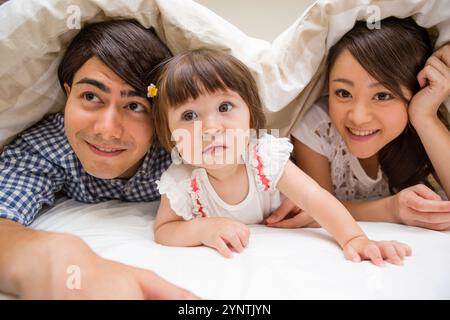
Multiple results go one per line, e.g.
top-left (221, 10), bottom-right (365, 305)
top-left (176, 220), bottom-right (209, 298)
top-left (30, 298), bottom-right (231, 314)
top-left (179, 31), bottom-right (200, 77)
top-left (2, 197), bottom-right (449, 299)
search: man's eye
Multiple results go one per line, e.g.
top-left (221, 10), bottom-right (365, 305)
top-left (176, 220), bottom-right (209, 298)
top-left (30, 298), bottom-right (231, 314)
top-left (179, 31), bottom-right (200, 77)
top-left (218, 102), bottom-right (233, 112)
top-left (374, 92), bottom-right (394, 101)
top-left (182, 111), bottom-right (198, 121)
top-left (335, 89), bottom-right (352, 98)
top-left (83, 92), bottom-right (101, 102)
top-left (127, 102), bottom-right (146, 113)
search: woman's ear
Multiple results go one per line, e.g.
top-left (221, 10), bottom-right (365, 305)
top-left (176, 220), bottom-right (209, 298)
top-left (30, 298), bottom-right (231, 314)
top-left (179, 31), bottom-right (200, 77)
top-left (63, 83), bottom-right (71, 96)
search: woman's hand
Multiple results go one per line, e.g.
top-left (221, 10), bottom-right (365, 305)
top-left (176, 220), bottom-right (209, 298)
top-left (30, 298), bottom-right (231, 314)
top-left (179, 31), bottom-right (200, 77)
top-left (408, 43), bottom-right (450, 124)
top-left (392, 184), bottom-right (450, 231)
top-left (264, 198), bottom-right (320, 228)
top-left (343, 235), bottom-right (412, 266)
top-left (198, 217), bottom-right (250, 258)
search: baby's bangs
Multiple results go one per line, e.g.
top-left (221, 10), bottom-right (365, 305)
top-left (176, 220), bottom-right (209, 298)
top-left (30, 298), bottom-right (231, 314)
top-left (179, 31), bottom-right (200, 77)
top-left (161, 51), bottom-right (242, 108)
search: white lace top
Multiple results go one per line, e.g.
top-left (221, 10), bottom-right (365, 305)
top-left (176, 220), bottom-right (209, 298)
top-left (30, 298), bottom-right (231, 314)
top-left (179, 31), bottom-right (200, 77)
top-left (156, 134), bottom-right (293, 224)
top-left (290, 97), bottom-right (390, 201)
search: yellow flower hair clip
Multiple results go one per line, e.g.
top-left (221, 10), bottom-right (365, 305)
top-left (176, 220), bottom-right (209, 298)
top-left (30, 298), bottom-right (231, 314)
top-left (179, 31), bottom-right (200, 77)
top-left (147, 83), bottom-right (158, 98)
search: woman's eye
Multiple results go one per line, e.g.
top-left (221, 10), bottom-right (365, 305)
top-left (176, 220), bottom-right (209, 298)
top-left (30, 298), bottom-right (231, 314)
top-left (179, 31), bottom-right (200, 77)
top-left (218, 102), bottom-right (233, 113)
top-left (83, 92), bottom-right (101, 103)
top-left (127, 102), bottom-right (146, 113)
top-left (182, 111), bottom-right (198, 121)
top-left (335, 89), bottom-right (352, 99)
top-left (374, 92), bottom-right (394, 101)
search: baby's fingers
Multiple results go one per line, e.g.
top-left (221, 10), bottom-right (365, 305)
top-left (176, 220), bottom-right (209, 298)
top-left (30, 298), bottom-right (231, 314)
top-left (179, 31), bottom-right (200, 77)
top-left (378, 242), bottom-right (403, 266)
top-left (393, 241), bottom-right (412, 259)
top-left (226, 233), bottom-right (245, 253)
top-left (214, 238), bottom-right (233, 258)
top-left (363, 244), bottom-right (385, 267)
top-left (344, 244), bottom-right (361, 263)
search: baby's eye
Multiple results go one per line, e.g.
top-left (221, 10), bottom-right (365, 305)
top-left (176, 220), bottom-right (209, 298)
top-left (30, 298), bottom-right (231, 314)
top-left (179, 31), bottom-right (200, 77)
top-left (335, 89), bottom-right (352, 99)
top-left (374, 92), bottom-right (394, 101)
top-left (83, 92), bottom-right (101, 103)
top-left (127, 102), bottom-right (146, 113)
top-left (182, 110), bottom-right (198, 121)
top-left (218, 102), bottom-right (233, 113)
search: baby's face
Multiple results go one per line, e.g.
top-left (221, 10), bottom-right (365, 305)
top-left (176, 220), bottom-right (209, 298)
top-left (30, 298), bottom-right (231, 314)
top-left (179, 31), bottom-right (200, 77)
top-left (328, 49), bottom-right (411, 160)
top-left (167, 89), bottom-right (251, 170)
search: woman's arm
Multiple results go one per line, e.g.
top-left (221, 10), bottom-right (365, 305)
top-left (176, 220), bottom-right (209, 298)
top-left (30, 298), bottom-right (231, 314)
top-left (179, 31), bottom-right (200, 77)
top-left (408, 44), bottom-right (450, 197)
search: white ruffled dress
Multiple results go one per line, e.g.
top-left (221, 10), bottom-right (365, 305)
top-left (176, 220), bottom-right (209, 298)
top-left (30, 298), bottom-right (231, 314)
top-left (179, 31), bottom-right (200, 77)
top-left (156, 134), bottom-right (293, 224)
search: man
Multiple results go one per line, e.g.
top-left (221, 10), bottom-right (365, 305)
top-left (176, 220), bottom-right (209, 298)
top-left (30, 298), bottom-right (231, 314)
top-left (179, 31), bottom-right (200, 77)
top-left (0, 20), bottom-right (197, 299)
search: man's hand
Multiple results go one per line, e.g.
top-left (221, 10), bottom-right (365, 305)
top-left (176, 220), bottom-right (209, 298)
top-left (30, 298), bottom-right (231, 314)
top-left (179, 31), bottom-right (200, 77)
top-left (0, 221), bottom-right (198, 299)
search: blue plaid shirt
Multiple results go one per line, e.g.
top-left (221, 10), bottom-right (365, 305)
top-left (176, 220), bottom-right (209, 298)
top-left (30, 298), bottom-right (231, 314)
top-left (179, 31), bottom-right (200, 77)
top-left (0, 113), bottom-right (171, 226)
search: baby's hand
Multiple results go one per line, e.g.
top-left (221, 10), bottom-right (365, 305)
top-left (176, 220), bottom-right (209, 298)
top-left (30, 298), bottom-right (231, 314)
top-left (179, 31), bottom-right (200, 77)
top-left (198, 217), bottom-right (250, 258)
top-left (343, 235), bottom-right (412, 266)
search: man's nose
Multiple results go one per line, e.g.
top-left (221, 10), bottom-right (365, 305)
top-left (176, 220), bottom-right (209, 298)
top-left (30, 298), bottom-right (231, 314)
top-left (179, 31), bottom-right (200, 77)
top-left (93, 106), bottom-right (124, 140)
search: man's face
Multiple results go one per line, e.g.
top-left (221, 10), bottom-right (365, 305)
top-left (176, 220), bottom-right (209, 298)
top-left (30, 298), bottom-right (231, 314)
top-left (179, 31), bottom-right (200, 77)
top-left (64, 56), bottom-right (153, 179)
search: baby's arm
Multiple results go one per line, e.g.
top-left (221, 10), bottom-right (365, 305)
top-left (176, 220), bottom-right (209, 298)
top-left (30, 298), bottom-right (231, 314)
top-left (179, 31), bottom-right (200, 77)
top-left (292, 138), bottom-right (399, 223)
top-left (154, 195), bottom-right (204, 247)
top-left (154, 195), bottom-right (249, 258)
top-left (277, 160), bottom-right (410, 265)
top-left (286, 138), bottom-right (450, 231)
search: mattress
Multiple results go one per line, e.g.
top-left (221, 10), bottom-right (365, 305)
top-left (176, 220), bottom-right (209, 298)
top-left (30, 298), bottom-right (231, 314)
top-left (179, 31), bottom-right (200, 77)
top-left (1, 197), bottom-right (447, 299)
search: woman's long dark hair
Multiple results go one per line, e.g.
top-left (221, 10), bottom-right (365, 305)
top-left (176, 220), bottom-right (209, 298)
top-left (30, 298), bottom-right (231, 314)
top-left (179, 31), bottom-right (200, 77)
top-left (327, 17), bottom-right (449, 193)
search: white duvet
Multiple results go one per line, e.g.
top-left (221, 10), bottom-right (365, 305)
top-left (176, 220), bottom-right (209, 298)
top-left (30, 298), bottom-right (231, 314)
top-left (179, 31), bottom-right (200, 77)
top-left (10, 198), bottom-right (448, 299)
top-left (1, 0), bottom-right (450, 299)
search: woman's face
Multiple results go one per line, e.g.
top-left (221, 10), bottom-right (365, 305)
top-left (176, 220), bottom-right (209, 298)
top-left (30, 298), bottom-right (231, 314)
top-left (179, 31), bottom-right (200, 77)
top-left (328, 49), bottom-right (411, 159)
top-left (167, 89), bottom-right (251, 170)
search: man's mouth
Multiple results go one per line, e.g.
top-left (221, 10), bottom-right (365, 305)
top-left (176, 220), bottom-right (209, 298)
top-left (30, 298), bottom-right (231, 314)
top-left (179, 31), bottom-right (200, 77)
top-left (86, 141), bottom-right (126, 157)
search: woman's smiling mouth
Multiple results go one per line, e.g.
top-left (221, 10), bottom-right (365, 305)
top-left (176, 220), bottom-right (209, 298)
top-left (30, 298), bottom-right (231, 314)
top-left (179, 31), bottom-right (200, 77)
top-left (346, 127), bottom-right (380, 141)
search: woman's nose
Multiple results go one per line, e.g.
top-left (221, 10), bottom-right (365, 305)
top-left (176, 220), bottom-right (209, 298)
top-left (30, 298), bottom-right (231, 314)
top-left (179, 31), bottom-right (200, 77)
top-left (348, 101), bottom-right (373, 126)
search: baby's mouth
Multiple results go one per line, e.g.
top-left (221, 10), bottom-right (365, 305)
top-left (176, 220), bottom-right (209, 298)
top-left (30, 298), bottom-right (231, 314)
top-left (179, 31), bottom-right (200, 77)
top-left (202, 144), bottom-right (228, 156)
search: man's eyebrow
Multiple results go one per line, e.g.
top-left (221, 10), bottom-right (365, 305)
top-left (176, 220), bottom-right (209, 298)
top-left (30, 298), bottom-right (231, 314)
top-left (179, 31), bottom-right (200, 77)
top-left (75, 78), bottom-right (110, 93)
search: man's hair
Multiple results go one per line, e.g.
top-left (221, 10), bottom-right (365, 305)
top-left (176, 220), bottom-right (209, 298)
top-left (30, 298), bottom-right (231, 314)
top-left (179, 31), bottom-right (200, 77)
top-left (152, 48), bottom-right (267, 151)
top-left (58, 19), bottom-right (172, 98)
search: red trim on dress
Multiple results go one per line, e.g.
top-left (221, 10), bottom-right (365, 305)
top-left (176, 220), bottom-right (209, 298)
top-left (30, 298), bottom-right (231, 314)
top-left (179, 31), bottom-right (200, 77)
top-left (253, 145), bottom-right (270, 191)
top-left (190, 177), bottom-right (206, 217)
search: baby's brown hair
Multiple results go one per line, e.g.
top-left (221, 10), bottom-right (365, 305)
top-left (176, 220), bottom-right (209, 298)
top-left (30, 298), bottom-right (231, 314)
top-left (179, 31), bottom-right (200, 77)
top-left (151, 48), bottom-right (266, 151)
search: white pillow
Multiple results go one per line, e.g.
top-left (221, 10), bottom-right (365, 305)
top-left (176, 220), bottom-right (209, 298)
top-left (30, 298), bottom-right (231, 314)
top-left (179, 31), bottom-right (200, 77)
top-left (0, 0), bottom-right (449, 148)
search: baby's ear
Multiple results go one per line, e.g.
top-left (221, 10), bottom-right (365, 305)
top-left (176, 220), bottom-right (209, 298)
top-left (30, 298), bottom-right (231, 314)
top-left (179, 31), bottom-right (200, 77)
top-left (63, 83), bottom-right (71, 96)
